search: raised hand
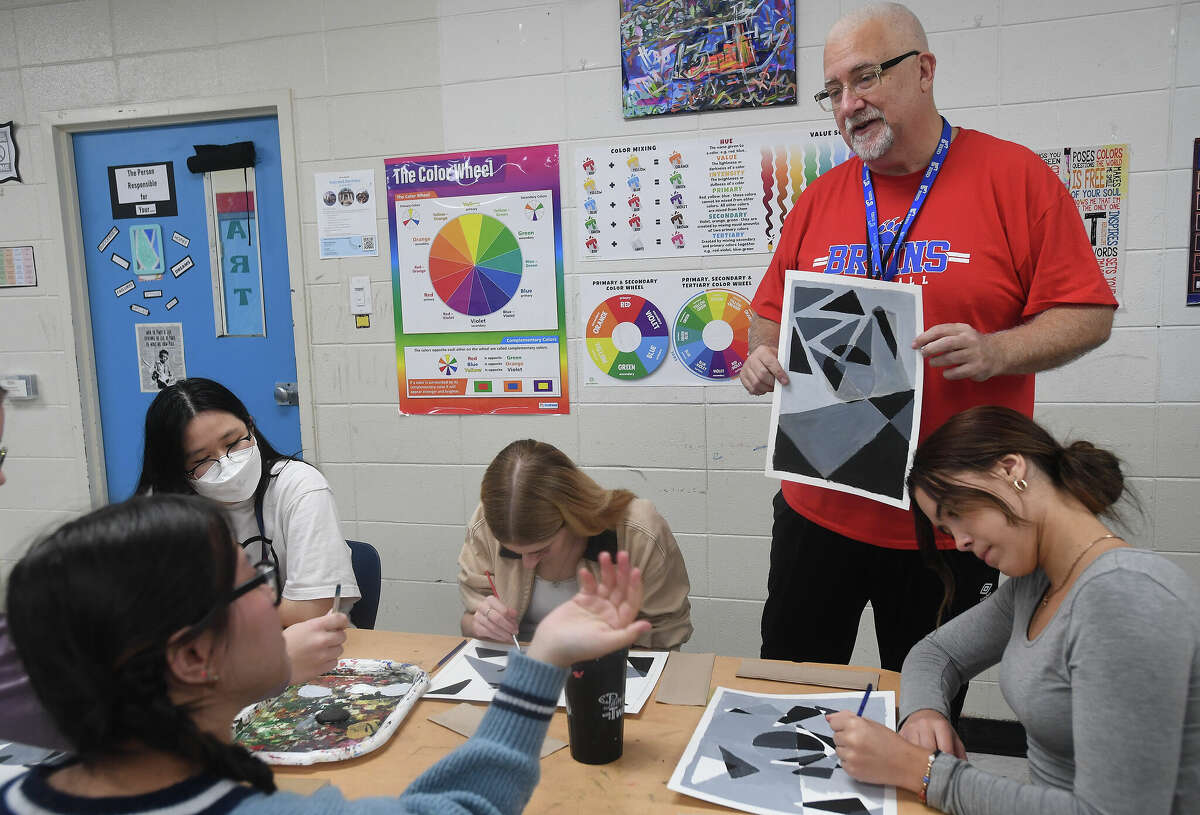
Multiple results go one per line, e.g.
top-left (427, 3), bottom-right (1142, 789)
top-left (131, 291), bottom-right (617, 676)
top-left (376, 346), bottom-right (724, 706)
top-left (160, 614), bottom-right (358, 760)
top-left (526, 551), bottom-right (651, 668)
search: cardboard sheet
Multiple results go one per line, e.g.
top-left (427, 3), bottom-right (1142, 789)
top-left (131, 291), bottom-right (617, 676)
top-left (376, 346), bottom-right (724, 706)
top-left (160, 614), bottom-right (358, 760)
top-left (428, 703), bottom-right (567, 759)
top-left (654, 651), bottom-right (715, 705)
top-left (736, 659), bottom-right (878, 691)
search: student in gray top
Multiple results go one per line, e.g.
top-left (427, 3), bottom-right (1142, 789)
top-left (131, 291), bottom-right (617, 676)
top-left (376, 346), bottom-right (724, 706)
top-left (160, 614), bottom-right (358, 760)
top-left (827, 405), bottom-right (1199, 813)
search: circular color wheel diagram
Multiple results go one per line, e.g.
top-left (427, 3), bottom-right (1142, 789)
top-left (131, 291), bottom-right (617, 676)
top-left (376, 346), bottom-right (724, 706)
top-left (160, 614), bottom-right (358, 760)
top-left (428, 214), bottom-right (523, 316)
top-left (673, 289), bottom-right (752, 380)
top-left (586, 294), bottom-right (669, 380)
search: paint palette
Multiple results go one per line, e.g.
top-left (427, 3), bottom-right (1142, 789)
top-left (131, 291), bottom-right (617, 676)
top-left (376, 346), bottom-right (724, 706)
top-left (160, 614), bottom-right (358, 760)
top-left (233, 658), bottom-right (429, 765)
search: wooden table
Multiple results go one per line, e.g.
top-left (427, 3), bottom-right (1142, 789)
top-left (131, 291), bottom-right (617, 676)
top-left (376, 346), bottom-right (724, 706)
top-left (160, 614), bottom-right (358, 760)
top-left (274, 630), bottom-right (937, 814)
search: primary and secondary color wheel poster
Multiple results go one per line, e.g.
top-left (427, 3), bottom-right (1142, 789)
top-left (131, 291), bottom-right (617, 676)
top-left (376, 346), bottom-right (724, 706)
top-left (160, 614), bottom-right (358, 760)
top-left (674, 289), bottom-right (751, 380)
top-left (586, 294), bottom-right (669, 379)
top-left (580, 271), bottom-right (762, 387)
top-left (429, 214), bottom-right (522, 316)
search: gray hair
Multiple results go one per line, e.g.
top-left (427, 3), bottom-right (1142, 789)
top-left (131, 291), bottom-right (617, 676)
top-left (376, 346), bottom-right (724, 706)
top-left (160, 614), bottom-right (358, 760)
top-left (828, 2), bottom-right (930, 51)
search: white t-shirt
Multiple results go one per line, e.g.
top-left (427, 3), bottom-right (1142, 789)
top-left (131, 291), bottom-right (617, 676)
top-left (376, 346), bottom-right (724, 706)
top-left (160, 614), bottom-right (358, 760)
top-left (226, 460), bottom-right (360, 603)
top-left (518, 576), bottom-right (578, 641)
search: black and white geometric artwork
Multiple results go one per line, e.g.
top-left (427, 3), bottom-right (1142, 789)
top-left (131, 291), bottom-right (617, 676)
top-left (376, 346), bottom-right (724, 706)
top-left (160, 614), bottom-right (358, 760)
top-left (766, 271), bottom-right (923, 508)
top-left (668, 688), bottom-right (897, 815)
top-left (424, 638), bottom-right (667, 714)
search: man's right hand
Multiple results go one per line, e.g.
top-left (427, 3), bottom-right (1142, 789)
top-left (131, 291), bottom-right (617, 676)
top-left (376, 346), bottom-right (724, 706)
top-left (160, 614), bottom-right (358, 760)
top-left (739, 344), bottom-right (790, 395)
top-left (468, 596), bottom-right (520, 642)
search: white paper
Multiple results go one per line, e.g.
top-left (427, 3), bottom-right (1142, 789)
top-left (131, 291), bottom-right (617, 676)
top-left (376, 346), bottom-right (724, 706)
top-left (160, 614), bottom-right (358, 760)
top-left (766, 271), bottom-right (923, 510)
top-left (668, 688), bottom-right (897, 815)
top-left (114, 164), bottom-right (171, 205)
top-left (315, 169), bottom-right (379, 258)
top-left (134, 322), bottom-right (186, 393)
top-left (424, 639), bottom-right (667, 715)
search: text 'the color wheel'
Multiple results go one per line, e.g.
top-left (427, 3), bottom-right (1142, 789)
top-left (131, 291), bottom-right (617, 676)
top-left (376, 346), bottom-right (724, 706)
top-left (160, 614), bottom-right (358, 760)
top-left (429, 214), bottom-right (523, 316)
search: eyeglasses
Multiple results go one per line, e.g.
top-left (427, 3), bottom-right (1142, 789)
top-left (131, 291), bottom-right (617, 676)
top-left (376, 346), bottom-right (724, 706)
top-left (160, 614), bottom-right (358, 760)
top-left (814, 50), bottom-right (920, 112)
top-left (185, 432), bottom-right (255, 480)
top-left (184, 559), bottom-right (280, 636)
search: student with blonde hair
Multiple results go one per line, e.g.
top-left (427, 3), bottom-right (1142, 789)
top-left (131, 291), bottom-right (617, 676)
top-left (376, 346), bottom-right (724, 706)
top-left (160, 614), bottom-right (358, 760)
top-left (459, 439), bottom-right (692, 649)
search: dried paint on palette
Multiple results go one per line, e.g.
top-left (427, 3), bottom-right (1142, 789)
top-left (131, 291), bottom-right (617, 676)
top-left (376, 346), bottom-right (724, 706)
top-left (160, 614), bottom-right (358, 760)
top-left (234, 662), bottom-right (424, 756)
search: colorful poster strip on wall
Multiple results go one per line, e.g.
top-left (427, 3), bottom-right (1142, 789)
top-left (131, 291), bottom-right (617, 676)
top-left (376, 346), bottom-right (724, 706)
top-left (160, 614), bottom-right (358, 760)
top-left (1189, 139), bottom-right (1200, 307)
top-left (0, 245), bottom-right (36, 287)
top-left (575, 127), bottom-right (850, 261)
top-left (386, 144), bottom-right (568, 415)
top-left (581, 269), bottom-right (762, 386)
top-left (620, 0), bottom-right (796, 118)
top-left (1038, 143), bottom-right (1129, 302)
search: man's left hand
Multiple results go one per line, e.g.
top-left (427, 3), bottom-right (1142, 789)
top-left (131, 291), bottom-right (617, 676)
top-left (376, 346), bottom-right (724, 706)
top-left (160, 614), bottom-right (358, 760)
top-left (913, 322), bottom-right (1004, 382)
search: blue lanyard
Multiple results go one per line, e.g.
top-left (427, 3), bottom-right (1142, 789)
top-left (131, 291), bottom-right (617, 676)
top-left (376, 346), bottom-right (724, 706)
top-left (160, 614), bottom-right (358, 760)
top-left (862, 117), bottom-right (952, 281)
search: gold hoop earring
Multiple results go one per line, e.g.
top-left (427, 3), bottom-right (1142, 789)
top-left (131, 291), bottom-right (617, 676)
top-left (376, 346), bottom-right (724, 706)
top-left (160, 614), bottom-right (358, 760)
top-left (1012, 478), bottom-right (1028, 493)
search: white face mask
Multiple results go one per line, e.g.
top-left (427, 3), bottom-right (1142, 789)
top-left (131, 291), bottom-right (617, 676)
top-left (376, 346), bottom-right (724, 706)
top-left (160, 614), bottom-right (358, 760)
top-left (191, 442), bottom-right (262, 504)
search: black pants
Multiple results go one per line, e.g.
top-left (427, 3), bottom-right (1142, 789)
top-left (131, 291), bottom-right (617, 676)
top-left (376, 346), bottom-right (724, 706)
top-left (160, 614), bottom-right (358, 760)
top-left (760, 492), bottom-right (998, 721)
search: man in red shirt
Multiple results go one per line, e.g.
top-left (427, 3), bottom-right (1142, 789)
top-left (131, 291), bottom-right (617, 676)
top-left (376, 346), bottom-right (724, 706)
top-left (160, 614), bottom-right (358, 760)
top-left (742, 3), bottom-right (1116, 691)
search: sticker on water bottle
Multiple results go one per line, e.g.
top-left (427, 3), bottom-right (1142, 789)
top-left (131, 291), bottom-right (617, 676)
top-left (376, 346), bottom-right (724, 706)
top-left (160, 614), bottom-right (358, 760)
top-left (598, 691), bottom-right (623, 721)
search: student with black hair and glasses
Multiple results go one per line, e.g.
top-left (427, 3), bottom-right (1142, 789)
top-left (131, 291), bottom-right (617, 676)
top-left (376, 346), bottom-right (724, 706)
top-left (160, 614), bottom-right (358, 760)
top-left (0, 385), bottom-right (70, 751)
top-left (1, 494), bottom-right (650, 814)
top-left (135, 378), bottom-right (354, 683)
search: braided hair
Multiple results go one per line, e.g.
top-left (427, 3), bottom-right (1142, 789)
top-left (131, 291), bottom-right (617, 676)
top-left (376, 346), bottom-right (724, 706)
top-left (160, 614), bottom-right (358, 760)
top-left (6, 494), bottom-right (276, 792)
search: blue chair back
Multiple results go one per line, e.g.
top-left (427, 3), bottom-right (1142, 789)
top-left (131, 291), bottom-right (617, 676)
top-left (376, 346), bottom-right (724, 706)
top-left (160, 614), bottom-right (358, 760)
top-left (346, 540), bottom-right (381, 630)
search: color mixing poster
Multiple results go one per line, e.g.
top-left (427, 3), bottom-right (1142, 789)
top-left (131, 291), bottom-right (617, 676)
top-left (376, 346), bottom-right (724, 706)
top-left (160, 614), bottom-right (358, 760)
top-left (386, 144), bottom-right (568, 415)
top-left (575, 127), bottom-right (850, 261)
top-left (580, 270), bottom-right (762, 386)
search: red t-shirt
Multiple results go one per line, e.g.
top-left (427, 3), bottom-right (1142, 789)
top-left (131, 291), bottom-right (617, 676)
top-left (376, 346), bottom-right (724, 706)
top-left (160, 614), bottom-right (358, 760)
top-left (752, 129), bottom-right (1117, 549)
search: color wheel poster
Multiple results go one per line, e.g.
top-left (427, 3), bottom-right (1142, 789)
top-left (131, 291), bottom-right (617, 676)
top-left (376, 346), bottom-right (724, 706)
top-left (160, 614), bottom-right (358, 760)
top-left (575, 126), bottom-right (850, 261)
top-left (386, 144), bottom-right (568, 415)
top-left (581, 269), bottom-right (762, 386)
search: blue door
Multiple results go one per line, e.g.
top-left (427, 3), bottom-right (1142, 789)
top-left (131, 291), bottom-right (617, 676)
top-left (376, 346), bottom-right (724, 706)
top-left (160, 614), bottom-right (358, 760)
top-left (73, 116), bottom-right (301, 501)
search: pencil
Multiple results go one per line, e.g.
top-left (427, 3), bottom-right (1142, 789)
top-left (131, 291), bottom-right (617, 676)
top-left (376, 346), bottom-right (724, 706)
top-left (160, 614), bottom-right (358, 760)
top-left (434, 638), bottom-right (468, 670)
top-left (331, 583), bottom-right (342, 615)
top-left (856, 683), bottom-right (873, 717)
top-left (484, 570), bottom-right (522, 653)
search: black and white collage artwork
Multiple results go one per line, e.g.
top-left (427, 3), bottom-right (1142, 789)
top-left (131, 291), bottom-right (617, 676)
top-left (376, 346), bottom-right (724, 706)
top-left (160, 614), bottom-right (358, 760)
top-left (766, 271), bottom-right (923, 509)
top-left (668, 688), bottom-right (897, 815)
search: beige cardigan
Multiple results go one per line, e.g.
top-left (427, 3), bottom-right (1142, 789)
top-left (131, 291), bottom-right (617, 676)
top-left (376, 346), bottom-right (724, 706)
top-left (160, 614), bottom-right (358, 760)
top-left (457, 498), bottom-right (693, 649)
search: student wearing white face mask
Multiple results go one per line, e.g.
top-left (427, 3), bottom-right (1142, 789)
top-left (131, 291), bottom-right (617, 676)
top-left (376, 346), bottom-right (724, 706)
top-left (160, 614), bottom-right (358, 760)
top-left (135, 378), bottom-right (355, 684)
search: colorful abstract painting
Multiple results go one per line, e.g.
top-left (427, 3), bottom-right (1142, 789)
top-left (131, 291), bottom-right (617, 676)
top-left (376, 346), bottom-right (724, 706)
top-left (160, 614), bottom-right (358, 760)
top-left (233, 659), bottom-right (429, 765)
top-left (620, 0), bottom-right (796, 118)
top-left (669, 688), bottom-right (897, 815)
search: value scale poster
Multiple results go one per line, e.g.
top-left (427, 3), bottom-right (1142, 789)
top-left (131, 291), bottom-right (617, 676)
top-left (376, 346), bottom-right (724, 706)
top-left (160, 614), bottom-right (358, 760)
top-left (581, 269), bottom-right (762, 386)
top-left (386, 144), bottom-right (569, 415)
top-left (1038, 143), bottom-right (1129, 302)
top-left (576, 127), bottom-right (850, 261)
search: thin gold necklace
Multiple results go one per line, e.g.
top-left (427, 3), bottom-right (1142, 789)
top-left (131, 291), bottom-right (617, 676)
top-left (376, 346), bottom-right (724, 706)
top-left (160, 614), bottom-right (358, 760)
top-left (1040, 533), bottom-right (1119, 608)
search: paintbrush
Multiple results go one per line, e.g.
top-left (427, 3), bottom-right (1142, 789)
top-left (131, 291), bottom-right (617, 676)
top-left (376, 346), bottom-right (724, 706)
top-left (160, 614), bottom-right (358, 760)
top-left (484, 571), bottom-right (521, 653)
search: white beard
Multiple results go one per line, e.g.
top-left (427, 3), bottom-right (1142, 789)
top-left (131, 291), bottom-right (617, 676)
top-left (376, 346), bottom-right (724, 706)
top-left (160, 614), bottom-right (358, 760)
top-left (847, 109), bottom-right (895, 162)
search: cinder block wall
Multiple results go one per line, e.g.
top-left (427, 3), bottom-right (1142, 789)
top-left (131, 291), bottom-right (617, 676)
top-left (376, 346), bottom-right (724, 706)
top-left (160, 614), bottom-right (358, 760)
top-left (2, 0), bottom-right (1198, 720)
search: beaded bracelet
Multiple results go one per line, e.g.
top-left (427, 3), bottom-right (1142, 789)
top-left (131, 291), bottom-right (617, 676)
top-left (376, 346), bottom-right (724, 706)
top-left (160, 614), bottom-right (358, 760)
top-left (918, 749), bottom-right (942, 804)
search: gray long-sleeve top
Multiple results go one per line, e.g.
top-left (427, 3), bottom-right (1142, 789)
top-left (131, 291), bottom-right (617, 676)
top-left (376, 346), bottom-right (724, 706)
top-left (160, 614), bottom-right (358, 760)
top-left (900, 548), bottom-right (1200, 815)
